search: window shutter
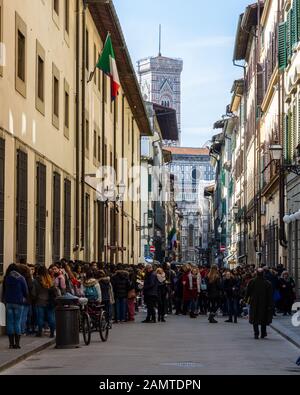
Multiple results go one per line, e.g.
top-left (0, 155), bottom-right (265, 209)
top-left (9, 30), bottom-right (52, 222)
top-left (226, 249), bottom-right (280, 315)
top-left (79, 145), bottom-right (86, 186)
top-left (292, 5), bottom-right (297, 49)
top-left (16, 150), bottom-right (28, 262)
top-left (287, 10), bottom-right (292, 59)
top-left (64, 179), bottom-right (71, 260)
top-left (296, 0), bottom-right (300, 41)
top-left (36, 162), bottom-right (46, 265)
top-left (53, 172), bottom-right (61, 262)
top-left (0, 138), bottom-right (5, 272)
top-left (278, 22), bottom-right (286, 70)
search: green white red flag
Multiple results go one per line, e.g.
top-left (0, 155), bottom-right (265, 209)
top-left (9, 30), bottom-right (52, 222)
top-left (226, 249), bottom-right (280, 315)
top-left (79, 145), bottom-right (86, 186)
top-left (96, 33), bottom-right (120, 101)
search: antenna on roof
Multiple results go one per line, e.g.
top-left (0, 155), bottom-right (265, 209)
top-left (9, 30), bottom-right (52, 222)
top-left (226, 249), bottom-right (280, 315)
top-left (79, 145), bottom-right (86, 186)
top-left (159, 24), bottom-right (162, 56)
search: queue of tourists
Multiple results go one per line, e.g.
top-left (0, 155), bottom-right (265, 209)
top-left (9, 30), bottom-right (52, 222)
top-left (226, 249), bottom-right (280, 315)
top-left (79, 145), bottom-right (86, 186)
top-left (0, 258), bottom-right (297, 349)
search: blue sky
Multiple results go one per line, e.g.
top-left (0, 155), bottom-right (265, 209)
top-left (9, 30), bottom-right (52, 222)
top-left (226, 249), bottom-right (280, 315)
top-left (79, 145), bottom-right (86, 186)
top-left (114, 0), bottom-right (251, 147)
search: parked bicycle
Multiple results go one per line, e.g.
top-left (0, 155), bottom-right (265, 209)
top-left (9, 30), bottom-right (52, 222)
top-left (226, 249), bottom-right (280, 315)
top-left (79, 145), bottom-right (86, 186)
top-left (78, 298), bottom-right (111, 345)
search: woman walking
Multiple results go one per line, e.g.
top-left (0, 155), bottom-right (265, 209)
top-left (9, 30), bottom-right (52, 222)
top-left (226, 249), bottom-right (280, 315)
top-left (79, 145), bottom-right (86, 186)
top-left (2, 264), bottom-right (28, 349)
top-left (207, 265), bottom-right (221, 323)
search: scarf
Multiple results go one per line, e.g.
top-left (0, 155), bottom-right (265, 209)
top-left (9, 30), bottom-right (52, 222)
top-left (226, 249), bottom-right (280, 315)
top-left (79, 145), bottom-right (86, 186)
top-left (188, 272), bottom-right (201, 293)
top-left (157, 273), bottom-right (166, 283)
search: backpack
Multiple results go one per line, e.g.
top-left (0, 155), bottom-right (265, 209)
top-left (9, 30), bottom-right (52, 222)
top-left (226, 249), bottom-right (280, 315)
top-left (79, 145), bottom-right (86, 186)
top-left (84, 285), bottom-right (98, 301)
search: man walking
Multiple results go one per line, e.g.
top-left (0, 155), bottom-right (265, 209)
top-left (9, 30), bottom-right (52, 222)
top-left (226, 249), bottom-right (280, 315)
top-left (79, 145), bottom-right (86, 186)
top-left (246, 268), bottom-right (273, 339)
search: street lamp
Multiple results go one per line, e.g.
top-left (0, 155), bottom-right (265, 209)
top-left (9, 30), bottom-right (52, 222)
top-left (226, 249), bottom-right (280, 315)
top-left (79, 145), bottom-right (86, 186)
top-left (269, 144), bottom-right (300, 175)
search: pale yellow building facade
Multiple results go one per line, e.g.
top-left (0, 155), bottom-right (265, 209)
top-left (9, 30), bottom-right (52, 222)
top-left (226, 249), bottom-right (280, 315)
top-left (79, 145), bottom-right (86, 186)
top-left (0, 0), bottom-right (150, 275)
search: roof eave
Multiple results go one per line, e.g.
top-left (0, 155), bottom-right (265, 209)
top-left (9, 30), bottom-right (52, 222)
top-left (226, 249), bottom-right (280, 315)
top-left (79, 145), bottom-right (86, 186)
top-left (88, 0), bottom-right (152, 136)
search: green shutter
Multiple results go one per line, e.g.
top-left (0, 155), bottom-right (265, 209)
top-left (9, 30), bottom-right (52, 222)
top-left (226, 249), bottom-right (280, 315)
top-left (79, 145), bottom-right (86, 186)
top-left (222, 199), bottom-right (227, 216)
top-left (292, 5), bottom-right (297, 49)
top-left (229, 178), bottom-right (234, 197)
top-left (296, 0), bottom-right (300, 41)
top-left (287, 10), bottom-right (292, 59)
top-left (221, 169), bottom-right (225, 186)
top-left (278, 22), bottom-right (287, 70)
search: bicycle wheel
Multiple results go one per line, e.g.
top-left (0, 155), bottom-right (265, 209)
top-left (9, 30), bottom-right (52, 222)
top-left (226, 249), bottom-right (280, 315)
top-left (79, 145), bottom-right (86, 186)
top-left (82, 312), bottom-right (92, 346)
top-left (99, 310), bottom-right (109, 342)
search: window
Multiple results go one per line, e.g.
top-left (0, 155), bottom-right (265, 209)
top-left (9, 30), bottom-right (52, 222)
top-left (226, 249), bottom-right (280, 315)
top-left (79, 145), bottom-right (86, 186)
top-left (36, 41), bottom-right (45, 115)
top-left (53, 0), bottom-right (59, 15)
top-left (0, 138), bottom-right (4, 274)
top-left (104, 74), bottom-right (107, 103)
top-left (97, 136), bottom-right (101, 162)
top-left (15, 13), bottom-right (27, 97)
top-left (188, 224), bottom-right (194, 247)
top-left (93, 130), bottom-right (97, 159)
top-left (65, 0), bottom-right (69, 34)
top-left (98, 53), bottom-right (101, 92)
top-left (94, 44), bottom-right (97, 85)
top-left (16, 149), bottom-right (27, 262)
top-left (64, 179), bottom-right (71, 260)
top-left (0, 0), bottom-right (3, 77)
top-left (86, 29), bottom-right (89, 71)
top-left (64, 79), bottom-right (70, 138)
top-left (85, 194), bottom-right (90, 262)
top-left (85, 115), bottom-right (89, 157)
top-left (52, 172), bottom-right (61, 263)
top-left (36, 162), bottom-right (46, 266)
top-left (52, 63), bottom-right (60, 129)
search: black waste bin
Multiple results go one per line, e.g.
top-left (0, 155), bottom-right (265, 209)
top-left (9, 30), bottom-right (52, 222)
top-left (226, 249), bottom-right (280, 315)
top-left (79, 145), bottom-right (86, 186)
top-left (55, 294), bottom-right (80, 349)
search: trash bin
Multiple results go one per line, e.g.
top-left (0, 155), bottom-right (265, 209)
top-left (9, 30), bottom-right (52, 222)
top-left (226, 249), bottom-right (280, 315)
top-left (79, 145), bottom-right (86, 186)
top-left (55, 293), bottom-right (80, 349)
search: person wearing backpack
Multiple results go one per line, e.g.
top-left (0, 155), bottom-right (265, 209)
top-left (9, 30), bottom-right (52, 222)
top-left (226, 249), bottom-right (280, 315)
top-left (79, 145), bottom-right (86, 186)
top-left (83, 271), bottom-right (102, 302)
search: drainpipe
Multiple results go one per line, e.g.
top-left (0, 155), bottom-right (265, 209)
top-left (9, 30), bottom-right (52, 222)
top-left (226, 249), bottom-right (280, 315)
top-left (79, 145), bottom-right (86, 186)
top-left (75, 0), bottom-right (80, 253)
top-left (102, 73), bottom-right (107, 263)
top-left (81, 1), bottom-right (87, 251)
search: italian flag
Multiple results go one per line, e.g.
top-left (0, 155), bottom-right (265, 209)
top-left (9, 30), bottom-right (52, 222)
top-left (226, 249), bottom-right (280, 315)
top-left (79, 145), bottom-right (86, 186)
top-left (96, 34), bottom-right (120, 101)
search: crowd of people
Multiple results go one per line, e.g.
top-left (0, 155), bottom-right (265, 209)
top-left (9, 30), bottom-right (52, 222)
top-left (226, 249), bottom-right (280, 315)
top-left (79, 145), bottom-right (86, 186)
top-left (0, 258), bottom-right (297, 349)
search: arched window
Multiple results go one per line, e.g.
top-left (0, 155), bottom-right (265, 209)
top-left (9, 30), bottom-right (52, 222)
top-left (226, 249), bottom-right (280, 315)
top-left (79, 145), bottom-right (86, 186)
top-left (188, 224), bottom-right (194, 247)
top-left (192, 168), bottom-right (197, 193)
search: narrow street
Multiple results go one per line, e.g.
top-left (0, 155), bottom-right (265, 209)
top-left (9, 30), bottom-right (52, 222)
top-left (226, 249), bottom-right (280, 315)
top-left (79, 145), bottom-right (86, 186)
top-left (2, 314), bottom-right (299, 376)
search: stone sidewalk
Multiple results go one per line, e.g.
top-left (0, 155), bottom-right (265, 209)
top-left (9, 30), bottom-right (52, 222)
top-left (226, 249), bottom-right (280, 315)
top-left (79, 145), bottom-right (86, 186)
top-left (270, 315), bottom-right (300, 349)
top-left (0, 334), bottom-right (55, 372)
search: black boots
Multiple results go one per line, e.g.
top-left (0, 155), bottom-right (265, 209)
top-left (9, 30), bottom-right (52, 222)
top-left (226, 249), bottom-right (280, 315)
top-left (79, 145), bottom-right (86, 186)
top-left (8, 335), bottom-right (21, 349)
top-left (14, 335), bottom-right (21, 349)
top-left (208, 313), bottom-right (218, 323)
top-left (8, 335), bottom-right (14, 349)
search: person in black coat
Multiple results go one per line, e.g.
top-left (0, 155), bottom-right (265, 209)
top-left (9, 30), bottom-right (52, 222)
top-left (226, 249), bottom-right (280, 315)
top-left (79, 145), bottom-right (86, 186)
top-left (278, 271), bottom-right (295, 315)
top-left (111, 264), bottom-right (130, 323)
top-left (142, 264), bottom-right (158, 323)
top-left (223, 271), bottom-right (240, 323)
top-left (246, 268), bottom-right (273, 339)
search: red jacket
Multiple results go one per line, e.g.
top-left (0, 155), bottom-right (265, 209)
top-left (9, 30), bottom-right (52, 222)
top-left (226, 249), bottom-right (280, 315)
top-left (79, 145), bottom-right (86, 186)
top-left (182, 272), bottom-right (199, 301)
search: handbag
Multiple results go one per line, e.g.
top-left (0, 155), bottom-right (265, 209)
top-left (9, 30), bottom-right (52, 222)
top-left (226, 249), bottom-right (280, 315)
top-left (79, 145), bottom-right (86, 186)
top-left (0, 302), bottom-right (6, 326)
top-left (200, 280), bottom-right (207, 291)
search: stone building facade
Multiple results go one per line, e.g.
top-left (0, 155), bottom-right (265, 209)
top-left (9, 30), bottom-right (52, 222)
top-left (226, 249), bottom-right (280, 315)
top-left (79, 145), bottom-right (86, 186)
top-left (137, 55), bottom-right (183, 145)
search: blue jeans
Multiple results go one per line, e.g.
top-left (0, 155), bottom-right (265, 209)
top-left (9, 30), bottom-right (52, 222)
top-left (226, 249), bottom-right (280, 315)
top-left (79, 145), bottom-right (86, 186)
top-left (6, 304), bottom-right (24, 335)
top-left (226, 297), bottom-right (239, 320)
top-left (21, 304), bottom-right (30, 334)
top-left (36, 306), bottom-right (56, 333)
top-left (115, 298), bottom-right (127, 321)
top-left (188, 298), bottom-right (197, 314)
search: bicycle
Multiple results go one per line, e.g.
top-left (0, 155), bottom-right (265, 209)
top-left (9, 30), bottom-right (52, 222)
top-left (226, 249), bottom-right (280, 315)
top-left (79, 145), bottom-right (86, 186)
top-left (78, 298), bottom-right (111, 345)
